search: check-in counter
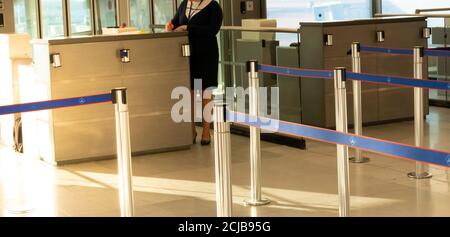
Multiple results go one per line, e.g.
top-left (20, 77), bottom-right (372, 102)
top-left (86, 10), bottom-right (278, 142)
top-left (298, 16), bottom-right (429, 128)
top-left (0, 0), bottom-right (15, 34)
top-left (29, 32), bottom-right (192, 165)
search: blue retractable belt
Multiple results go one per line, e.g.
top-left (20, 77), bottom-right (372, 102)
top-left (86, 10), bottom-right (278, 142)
top-left (347, 72), bottom-right (450, 91)
top-left (425, 49), bottom-right (450, 57)
top-left (0, 93), bottom-right (113, 116)
top-left (360, 46), bottom-right (414, 55)
top-left (259, 64), bottom-right (334, 79)
top-left (226, 110), bottom-right (450, 168)
top-left (258, 63), bottom-right (450, 91)
top-left (360, 45), bottom-right (450, 58)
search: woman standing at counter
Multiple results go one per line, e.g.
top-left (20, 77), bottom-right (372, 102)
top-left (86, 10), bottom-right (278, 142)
top-left (166, 0), bottom-right (223, 146)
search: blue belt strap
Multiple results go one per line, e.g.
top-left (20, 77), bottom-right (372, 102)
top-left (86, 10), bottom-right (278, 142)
top-left (226, 110), bottom-right (450, 168)
top-left (0, 93), bottom-right (113, 116)
top-left (360, 46), bottom-right (414, 55)
top-left (425, 49), bottom-right (450, 57)
top-left (259, 64), bottom-right (334, 79)
top-left (347, 72), bottom-right (450, 91)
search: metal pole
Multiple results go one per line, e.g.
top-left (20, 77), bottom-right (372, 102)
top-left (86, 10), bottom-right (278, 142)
top-left (350, 42), bottom-right (370, 164)
top-left (334, 67), bottom-right (351, 217)
top-left (408, 47), bottom-right (432, 179)
top-left (112, 88), bottom-right (135, 217)
top-left (213, 100), bottom-right (233, 217)
top-left (5, 158), bottom-right (35, 216)
top-left (244, 60), bottom-right (270, 206)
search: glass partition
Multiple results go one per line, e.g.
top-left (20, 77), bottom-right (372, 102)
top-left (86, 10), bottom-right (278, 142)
top-left (14, 0), bottom-right (38, 39)
top-left (428, 16), bottom-right (450, 105)
top-left (69, 0), bottom-right (93, 35)
top-left (130, 0), bottom-right (151, 32)
top-left (219, 28), bottom-right (302, 123)
top-left (428, 17), bottom-right (450, 105)
top-left (41, 0), bottom-right (65, 38)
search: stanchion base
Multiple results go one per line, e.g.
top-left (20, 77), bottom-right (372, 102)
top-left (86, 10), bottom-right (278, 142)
top-left (244, 199), bottom-right (271, 207)
top-left (7, 205), bottom-right (35, 216)
top-left (349, 157), bottom-right (371, 164)
top-left (407, 172), bottom-right (433, 180)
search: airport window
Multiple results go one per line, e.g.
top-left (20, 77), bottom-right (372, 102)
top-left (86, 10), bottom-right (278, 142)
top-left (381, 0), bottom-right (450, 14)
top-left (381, 0), bottom-right (450, 32)
top-left (13, 0), bottom-right (38, 38)
top-left (41, 0), bottom-right (65, 38)
top-left (153, 0), bottom-right (174, 25)
top-left (130, 0), bottom-right (151, 32)
top-left (267, 0), bottom-right (372, 28)
top-left (95, 0), bottom-right (118, 34)
top-left (69, 0), bottom-right (93, 35)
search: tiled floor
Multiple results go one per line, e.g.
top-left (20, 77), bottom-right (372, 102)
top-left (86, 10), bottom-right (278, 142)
top-left (0, 107), bottom-right (449, 217)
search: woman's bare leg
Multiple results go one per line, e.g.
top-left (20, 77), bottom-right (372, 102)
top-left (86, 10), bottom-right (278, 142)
top-left (191, 90), bottom-right (197, 141)
top-left (202, 95), bottom-right (212, 142)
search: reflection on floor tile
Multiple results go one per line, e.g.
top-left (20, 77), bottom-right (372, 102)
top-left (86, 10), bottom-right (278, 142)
top-left (0, 107), bottom-right (449, 217)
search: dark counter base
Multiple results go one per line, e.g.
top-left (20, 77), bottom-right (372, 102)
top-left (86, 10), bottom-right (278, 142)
top-left (230, 117), bottom-right (420, 151)
top-left (230, 125), bottom-right (307, 150)
top-left (320, 117), bottom-right (416, 131)
top-left (430, 99), bottom-right (450, 108)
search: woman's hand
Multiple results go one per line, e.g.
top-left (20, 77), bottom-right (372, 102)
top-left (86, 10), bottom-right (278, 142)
top-left (174, 25), bottom-right (188, 32)
top-left (165, 21), bottom-right (174, 32)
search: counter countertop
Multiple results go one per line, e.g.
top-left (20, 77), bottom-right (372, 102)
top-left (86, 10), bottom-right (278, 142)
top-left (32, 32), bottom-right (188, 45)
top-left (299, 16), bottom-right (427, 27)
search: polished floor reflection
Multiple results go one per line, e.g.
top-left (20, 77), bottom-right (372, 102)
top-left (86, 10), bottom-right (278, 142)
top-left (0, 107), bottom-right (449, 217)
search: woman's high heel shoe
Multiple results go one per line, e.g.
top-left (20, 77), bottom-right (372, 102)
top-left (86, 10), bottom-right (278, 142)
top-left (201, 136), bottom-right (211, 146)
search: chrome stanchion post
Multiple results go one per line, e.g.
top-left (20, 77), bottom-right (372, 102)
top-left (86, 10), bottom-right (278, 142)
top-left (350, 42), bottom-right (370, 164)
top-left (213, 99), bottom-right (233, 217)
top-left (244, 60), bottom-right (270, 206)
top-left (112, 88), bottom-right (135, 217)
top-left (408, 47), bottom-right (432, 179)
top-left (334, 68), bottom-right (351, 217)
top-left (5, 158), bottom-right (36, 216)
